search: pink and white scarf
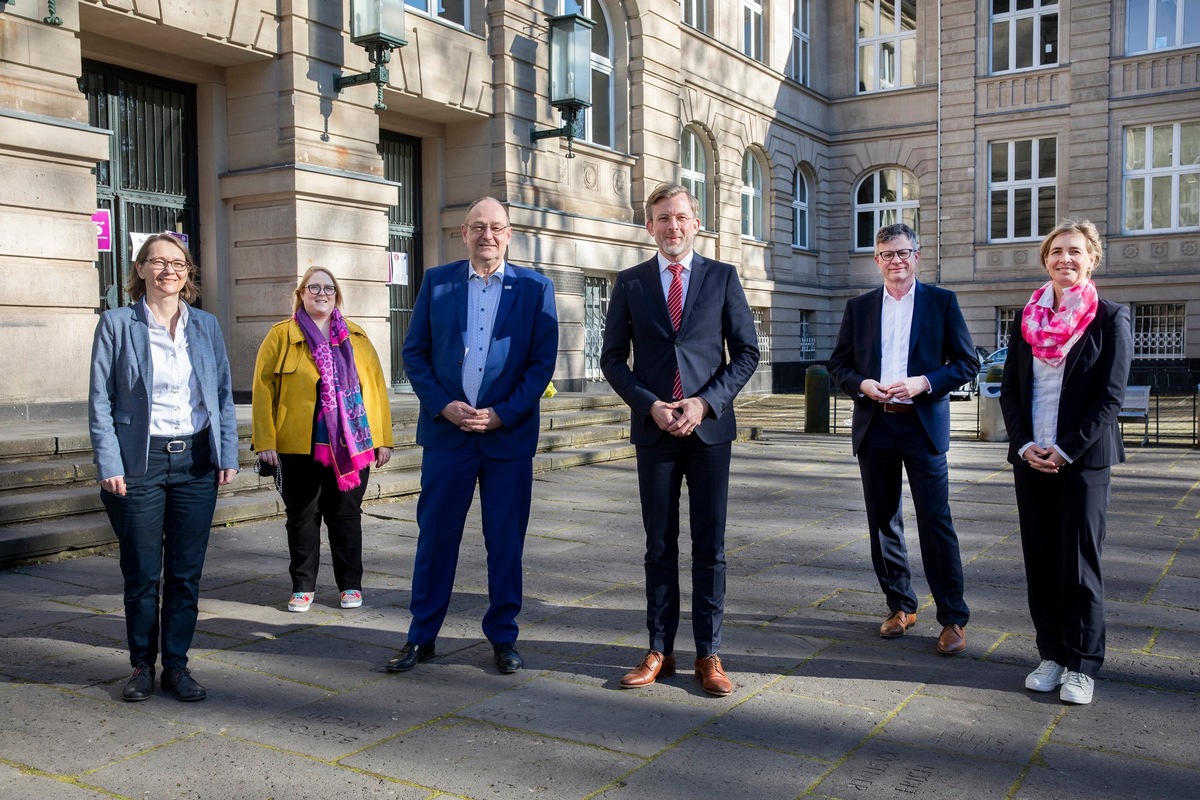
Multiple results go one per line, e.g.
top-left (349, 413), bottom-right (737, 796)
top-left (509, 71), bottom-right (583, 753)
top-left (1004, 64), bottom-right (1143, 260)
top-left (1020, 280), bottom-right (1099, 367)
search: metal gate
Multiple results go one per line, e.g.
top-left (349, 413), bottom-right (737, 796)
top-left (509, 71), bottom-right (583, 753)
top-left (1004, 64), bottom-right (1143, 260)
top-left (80, 62), bottom-right (198, 311)
top-left (583, 275), bottom-right (609, 381)
top-left (380, 131), bottom-right (423, 388)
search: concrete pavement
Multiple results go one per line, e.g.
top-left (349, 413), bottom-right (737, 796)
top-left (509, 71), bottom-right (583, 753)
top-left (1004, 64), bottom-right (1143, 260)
top-left (2, 429), bottom-right (1199, 799)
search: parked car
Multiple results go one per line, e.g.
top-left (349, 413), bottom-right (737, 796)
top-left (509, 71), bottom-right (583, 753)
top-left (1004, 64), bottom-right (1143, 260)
top-left (978, 347), bottom-right (1008, 380)
top-left (950, 346), bottom-right (992, 399)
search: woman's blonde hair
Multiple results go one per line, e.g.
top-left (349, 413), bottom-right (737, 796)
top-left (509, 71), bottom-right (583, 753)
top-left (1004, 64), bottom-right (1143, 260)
top-left (292, 267), bottom-right (344, 315)
top-left (1040, 219), bottom-right (1103, 272)
top-left (126, 233), bottom-right (198, 303)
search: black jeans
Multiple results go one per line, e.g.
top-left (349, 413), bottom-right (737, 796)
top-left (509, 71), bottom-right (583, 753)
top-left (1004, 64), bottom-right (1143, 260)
top-left (279, 454), bottom-right (369, 593)
top-left (101, 433), bottom-right (217, 670)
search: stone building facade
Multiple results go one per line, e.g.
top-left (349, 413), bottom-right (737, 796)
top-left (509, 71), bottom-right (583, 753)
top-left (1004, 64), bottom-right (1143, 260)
top-left (1, 1), bottom-right (1198, 416)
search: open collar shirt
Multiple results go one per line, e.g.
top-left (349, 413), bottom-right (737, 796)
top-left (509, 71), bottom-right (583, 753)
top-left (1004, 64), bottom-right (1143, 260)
top-left (462, 260), bottom-right (506, 407)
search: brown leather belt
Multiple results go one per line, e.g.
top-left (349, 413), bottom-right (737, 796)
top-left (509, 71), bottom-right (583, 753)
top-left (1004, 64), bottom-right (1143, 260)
top-left (878, 402), bottom-right (915, 413)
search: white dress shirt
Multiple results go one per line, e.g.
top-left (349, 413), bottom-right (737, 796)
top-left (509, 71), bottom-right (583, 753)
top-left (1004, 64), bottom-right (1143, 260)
top-left (657, 252), bottom-right (693, 304)
top-left (1020, 289), bottom-right (1072, 463)
top-left (880, 283), bottom-right (917, 404)
top-left (143, 298), bottom-right (209, 438)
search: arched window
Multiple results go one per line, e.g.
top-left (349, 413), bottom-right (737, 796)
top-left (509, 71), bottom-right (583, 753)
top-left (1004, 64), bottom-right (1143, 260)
top-left (565, 0), bottom-right (614, 148)
top-left (854, 168), bottom-right (919, 249)
top-left (681, 128), bottom-right (710, 229)
top-left (741, 150), bottom-right (765, 240)
top-left (792, 168), bottom-right (809, 248)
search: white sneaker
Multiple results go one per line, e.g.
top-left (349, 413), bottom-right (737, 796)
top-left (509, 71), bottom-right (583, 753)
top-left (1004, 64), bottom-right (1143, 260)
top-left (288, 592), bottom-right (314, 612)
top-left (340, 590), bottom-right (363, 609)
top-left (1025, 660), bottom-right (1066, 692)
top-left (1059, 671), bottom-right (1095, 704)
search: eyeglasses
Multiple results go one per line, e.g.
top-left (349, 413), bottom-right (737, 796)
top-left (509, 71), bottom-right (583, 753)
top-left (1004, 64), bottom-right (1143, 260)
top-left (467, 223), bottom-right (511, 236)
top-left (304, 284), bottom-right (337, 296)
top-left (653, 214), bottom-right (696, 227)
top-left (876, 249), bottom-right (916, 262)
top-left (145, 258), bottom-right (189, 273)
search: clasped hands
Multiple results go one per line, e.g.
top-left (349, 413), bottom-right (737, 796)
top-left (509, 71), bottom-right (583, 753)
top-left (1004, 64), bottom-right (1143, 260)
top-left (441, 400), bottom-right (503, 433)
top-left (859, 376), bottom-right (929, 403)
top-left (650, 397), bottom-right (709, 437)
top-left (1023, 445), bottom-right (1065, 474)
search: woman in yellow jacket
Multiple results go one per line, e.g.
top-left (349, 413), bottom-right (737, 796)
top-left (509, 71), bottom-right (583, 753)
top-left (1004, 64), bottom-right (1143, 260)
top-left (252, 267), bottom-right (394, 612)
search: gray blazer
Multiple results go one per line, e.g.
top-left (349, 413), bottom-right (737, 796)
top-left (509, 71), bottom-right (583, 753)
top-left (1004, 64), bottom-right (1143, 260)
top-left (88, 301), bottom-right (239, 480)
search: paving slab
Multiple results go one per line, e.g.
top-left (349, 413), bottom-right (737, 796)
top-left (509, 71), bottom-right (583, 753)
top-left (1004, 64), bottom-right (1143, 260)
top-left (811, 738), bottom-right (1024, 799)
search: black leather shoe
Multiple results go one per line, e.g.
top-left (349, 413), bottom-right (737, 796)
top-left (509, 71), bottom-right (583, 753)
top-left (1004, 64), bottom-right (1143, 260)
top-left (121, 663), bottom-right (154, 702)
top-left (386, 642), bottom-right (435, 673)
top-left (161, 667), bottom-right (206, 702)
top-left (493, 642), bottom-right (523, 674)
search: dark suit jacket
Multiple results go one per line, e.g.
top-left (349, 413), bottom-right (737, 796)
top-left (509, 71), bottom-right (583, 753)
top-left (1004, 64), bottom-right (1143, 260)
top-left (827, 281), bottom-right (979, 455)
top-left (600, 254), bottom-right (760, 446)
top-left (1000, 299), bottom-right (1132, 468)
top-left (402, 260), bottom-right (559, 460)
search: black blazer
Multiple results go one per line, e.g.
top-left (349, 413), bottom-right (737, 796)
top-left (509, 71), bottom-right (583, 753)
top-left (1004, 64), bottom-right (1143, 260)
top-left (828, 281), bottom-right (979, 455)
top-left (600, 254), bottom-right (760, 446)
top-left (1000, 299), bottom-right (1132, 468)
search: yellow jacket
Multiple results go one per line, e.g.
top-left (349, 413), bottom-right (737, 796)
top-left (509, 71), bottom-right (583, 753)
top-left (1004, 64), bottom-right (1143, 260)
top-left (251, 318), bottom-right (395, 454)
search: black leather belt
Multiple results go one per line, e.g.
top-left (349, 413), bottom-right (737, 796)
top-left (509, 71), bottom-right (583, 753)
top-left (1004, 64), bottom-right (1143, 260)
top-left (149, 429), bottom-right (205, 453)
top-left (878, 402), bottom-right (915, 414)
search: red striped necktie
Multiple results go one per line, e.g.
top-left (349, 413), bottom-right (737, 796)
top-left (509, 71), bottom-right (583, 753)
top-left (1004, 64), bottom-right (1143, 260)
top-left (668, 263), bottom-right (684, 400)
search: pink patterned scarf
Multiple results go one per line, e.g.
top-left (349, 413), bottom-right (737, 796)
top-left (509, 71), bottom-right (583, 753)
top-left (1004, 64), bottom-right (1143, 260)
top-left (1021, 280), bottom-right (1099, 367)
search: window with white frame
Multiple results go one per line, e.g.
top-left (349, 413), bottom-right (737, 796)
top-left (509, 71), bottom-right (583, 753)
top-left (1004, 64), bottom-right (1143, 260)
top-left (1126, 0), bottom-right (1200, 54)
top-left (989, 137), bottom-right (1057, 241)
top-left (682, 0), bottom-right (708, 33)
top-left (997, 307), bottom-right (1020, 349)
top-left (990, 0), bottom-right (1058, 74)
top-left (854, 168), bottom-right (919, 249)
top-left (752, 309), bottom-right (772, 365)
top-left (1123, 121), bottom-right (1200, 233)
top-left (564, 0), bottom-right (614, 148)
top-left (406, 0), bottom-right (468, 28)
top-left (681, 128), bottom-right (710, 229)
top-left (742, 0), bottom-right (764, 62)
top-left (789, 0), bottom-right (811, 84)
top-left (792, 168), bottom-right (809, 248)
top-left (741, 150), bottom-right (764, 240)
top-left (1132, 303), bottom-right (1186, 358)
top-left (798, 310), bottom-right (816, 357)
top-left (857, 0), bottom-right (917, 92)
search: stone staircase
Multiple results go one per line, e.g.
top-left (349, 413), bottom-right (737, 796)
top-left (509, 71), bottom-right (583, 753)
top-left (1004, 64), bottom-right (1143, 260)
top-left (0, 393), bottom-right (643, 566)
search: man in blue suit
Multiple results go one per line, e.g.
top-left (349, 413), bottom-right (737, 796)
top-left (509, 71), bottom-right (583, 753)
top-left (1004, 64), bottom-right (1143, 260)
top-left (386, 197), bottom-right (558, 675)
top-left (601, 183), bottom-right (759, 696)
top-left (828, 223), bottom-right (979, 655)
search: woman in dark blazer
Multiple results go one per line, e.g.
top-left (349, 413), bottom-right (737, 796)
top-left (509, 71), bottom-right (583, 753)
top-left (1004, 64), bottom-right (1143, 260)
top-left (999, 219), bottom-right (1132, 705)
top-left (89, 233), bottom-right (239, 703)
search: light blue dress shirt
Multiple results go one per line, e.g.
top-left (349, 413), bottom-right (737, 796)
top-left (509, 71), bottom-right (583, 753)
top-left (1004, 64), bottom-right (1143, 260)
top-left (462, 262), bottom-right (505, 407)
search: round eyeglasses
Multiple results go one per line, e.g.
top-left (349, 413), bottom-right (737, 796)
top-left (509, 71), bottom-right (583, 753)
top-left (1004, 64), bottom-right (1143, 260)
top-left (304, 284), bottom-right (337, 296)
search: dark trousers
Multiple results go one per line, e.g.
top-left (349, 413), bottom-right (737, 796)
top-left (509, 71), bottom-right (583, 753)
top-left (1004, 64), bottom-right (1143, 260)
top-left (1014, 464), bottom-right (1109, 677)
top-left (408, 442), bottom-right (532, 646)
top-left (635, 436), bottom-right (730, 658)
top-left (857, 412), bottom-right (969, 627)
top-left (101, 434), bottom-right (217, 670)
top-left (279, 454), bottom-right (369, 593)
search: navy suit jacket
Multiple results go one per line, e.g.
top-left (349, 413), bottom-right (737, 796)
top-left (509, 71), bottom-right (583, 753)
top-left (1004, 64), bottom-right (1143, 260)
top-left (600, 254), bottom-right (760, 446)
top-left (1000, 299), bottom-right (1132, 468)
top-left (402, 260), bottom-right (559, 460)
top-left (88, 301), bottom-right (239, 479)
top-left (828, 281), bottom-right (979, 455)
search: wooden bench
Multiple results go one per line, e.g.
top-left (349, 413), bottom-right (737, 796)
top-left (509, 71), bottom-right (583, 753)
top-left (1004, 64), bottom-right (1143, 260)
top-left (1118, 385), bottom-right (1151, 446)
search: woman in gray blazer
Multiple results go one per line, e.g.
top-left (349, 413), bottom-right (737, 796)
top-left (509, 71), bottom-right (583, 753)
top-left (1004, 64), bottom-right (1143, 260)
top-left (1000, 220), bottom-right (1132, 706)
top-left (89, 233), bottom-right (238, 703)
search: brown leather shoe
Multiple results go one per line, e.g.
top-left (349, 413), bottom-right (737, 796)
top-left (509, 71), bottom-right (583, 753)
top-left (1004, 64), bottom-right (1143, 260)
top-left (620, 651), bottom-right (676, 688)
top-left (880, 610), bottom-right (917, 638)
top-left (937, 624), bottom-right (966, 655)
top-left (694, 654), bottom-right (733, 697)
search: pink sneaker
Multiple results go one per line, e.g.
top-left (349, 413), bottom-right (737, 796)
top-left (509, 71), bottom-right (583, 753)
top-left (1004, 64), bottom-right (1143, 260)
top-left (340, 590), bottom-right (363, 609)
top-left (288, 592), bottom-right (314, 612)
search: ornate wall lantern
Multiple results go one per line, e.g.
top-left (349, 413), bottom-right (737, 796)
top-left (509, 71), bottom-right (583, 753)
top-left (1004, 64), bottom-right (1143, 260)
top-left (530, 13), bottom-right (595, 159)
top-left (334, 0), bottom-right (408, 111)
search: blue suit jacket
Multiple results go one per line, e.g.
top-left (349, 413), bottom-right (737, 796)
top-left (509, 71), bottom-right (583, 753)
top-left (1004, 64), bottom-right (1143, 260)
top-left (600, 254), bottom-right (760, 446)
top-left (828, 281), bottom-right (979, 455)
top-left (88, 301), bottom-right (240, 479)
top-left (402, 260), bottom-right (559, 459)
top-left (1000, 299), bottom-right (1132, 468)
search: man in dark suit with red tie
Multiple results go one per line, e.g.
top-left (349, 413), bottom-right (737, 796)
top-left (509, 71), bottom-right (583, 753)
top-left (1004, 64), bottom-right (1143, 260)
top-left (828, 223), bottom-right (979, 656)
top-left (601, 183), bottom-right (759, 696)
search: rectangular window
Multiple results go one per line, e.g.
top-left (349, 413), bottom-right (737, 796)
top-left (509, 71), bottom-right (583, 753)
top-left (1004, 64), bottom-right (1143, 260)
top-left (990, 0), bottom-right (1058, 73)
top-left (406, 0), bottom-right (469, 28)
top-left (989, 137), bottom-right (1057, 241)
top-left (857, 0), bottom-right (917, 92)
top-left (789, 0), bottom-right (811, 85)
top-left (743, 0), bottom-right (764, 61)
top-left (752, 309), bottom-right (773, 366)
top-left (997, 307), bottom-right (1020, 349)
top-left (1132, 303), bottom-right (1186, 358)
top-left (798, 311), bottom-right (816, 357)
top-left (1124, 121), bottom-right (1200, 233)
top-left (1127, 0), bottom-right (1200, 54)
top-left (682, 0), bottom-right (708, 33)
